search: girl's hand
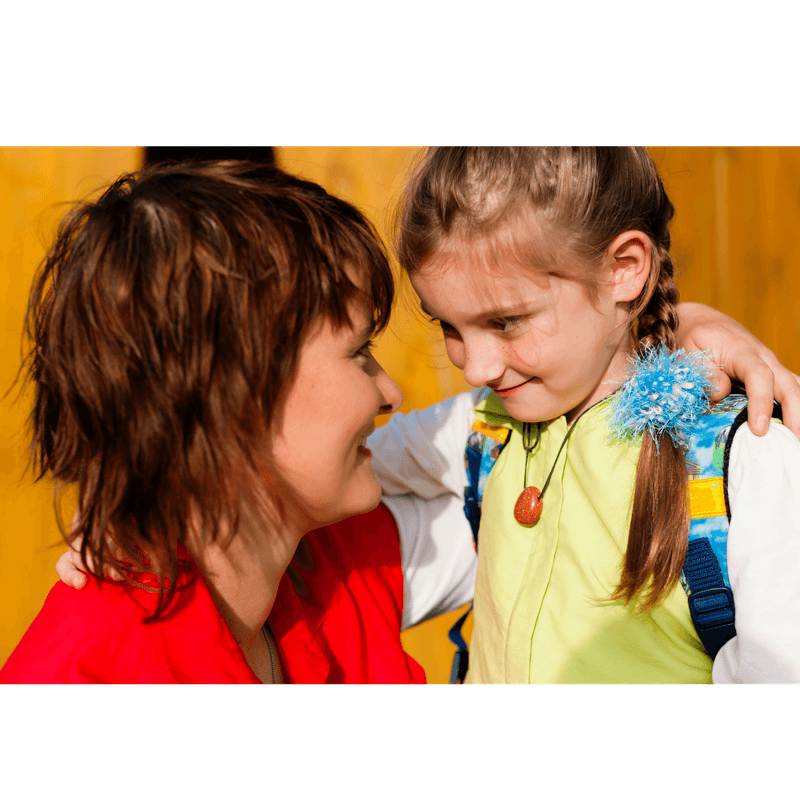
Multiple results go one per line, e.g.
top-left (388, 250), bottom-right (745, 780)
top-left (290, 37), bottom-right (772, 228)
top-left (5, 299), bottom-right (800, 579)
top-left (677, 302), bottom-right (800, 437)
top-left (56, 510), bottom-right (124, 589)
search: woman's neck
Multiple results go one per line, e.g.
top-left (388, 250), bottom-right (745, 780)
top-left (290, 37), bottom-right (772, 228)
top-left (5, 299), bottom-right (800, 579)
top-left (186, 516), bottom-right (304, 682)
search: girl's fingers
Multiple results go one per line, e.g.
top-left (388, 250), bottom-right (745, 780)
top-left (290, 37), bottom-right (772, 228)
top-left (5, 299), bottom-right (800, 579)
top-left (59, 530), bottom-right (123, 586)
top-left (55, 548), bottom-right (88, 590)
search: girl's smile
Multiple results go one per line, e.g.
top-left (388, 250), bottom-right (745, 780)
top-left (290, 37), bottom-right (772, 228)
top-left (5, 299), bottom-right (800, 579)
top-left (490, 376), bottom-right (539, 397)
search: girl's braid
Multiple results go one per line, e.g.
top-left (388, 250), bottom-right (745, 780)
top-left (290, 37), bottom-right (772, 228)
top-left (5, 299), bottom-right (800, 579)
top-left (636, 242), bottom-right (680, 352)
top-left (635, 184), bottom-right (680, 352)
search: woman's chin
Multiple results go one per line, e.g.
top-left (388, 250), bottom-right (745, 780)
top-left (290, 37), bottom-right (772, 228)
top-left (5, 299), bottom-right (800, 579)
top-left (315, 476), bottom-right (383, 529)
top-left (348, 475), bottom-right (383, 518)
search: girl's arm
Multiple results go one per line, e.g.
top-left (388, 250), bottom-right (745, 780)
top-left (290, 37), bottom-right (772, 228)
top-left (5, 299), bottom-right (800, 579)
top-left (368, 387), bottom-right (488, 498)
top-left (369, 389), bottom-right (487, 628)
top-left (712, 421), bottom-right (800, 682)
top-left (383, 494), bottom-right (477, 630)
top-left (677, 302), bottom-right (800, 436)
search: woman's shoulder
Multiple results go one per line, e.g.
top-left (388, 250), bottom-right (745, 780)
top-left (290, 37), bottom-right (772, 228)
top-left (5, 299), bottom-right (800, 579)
top-left (0, 569), bottom-right (258, 684)
top-left (306, 503), bottom-right (401, 571)
top-left (0, 577), bottom-right (156, 682)
top-left (298, 505), bottom-right (405, 621)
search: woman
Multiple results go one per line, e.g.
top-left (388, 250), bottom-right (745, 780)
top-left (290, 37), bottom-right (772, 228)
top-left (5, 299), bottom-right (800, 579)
top-left (1, 160), bottom-right (440, 683)
top-left (19, 159), bottom-right (800, 683)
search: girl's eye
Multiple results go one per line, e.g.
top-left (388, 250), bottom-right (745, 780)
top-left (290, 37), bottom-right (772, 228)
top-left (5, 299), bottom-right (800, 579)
top-left (492, 317), bottom-right (523, 334)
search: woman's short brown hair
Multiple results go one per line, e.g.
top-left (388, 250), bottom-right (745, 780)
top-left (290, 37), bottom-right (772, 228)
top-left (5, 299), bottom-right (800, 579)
top-left (25, 160), bottom-right (394, 617)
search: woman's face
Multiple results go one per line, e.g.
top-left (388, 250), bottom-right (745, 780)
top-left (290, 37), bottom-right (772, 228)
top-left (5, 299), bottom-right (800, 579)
top-left (269, 300), bottom-right (403, 532)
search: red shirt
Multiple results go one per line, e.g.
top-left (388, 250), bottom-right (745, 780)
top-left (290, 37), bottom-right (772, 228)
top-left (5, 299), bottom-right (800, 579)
top-left (0, 504), bottom-right (426, 684)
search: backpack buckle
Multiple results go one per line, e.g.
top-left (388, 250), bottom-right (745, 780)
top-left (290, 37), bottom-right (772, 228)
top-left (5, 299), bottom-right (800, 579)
top-left (687, 586), bottom-right (736, 659)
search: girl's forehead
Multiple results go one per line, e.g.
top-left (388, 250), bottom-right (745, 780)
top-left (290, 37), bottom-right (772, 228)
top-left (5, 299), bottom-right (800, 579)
top-left (412, 254), bottom-right (551, 321)
top-left (418, 244), bottom-right (550, 292)
top-left (426, 213), bottom-right (563, 275)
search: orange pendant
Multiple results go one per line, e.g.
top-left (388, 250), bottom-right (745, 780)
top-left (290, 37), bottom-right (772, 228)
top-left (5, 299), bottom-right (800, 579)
top-left (514, 486), bottom-right (542, 526)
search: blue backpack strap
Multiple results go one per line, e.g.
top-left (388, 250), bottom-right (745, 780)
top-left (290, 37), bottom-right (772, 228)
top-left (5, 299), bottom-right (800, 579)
top-left (448, 420), bottom-right (511, 683)
top-left (682, 538), bottom-right (736, 659)
top-left (681, 395), bottom-right (745, 657)
top-left (681, 395), bottom-right (784, 659)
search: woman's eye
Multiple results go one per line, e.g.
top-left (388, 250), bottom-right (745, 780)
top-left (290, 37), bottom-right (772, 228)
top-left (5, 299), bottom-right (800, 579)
top-left (428, 317), bottom-right (457, 335)
top-left (355, 340), bottom-right (374, 359)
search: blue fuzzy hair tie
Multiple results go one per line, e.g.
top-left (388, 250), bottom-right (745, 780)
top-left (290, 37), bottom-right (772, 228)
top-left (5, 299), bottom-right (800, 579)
top-left (606, 344), bottom-right (717, 450)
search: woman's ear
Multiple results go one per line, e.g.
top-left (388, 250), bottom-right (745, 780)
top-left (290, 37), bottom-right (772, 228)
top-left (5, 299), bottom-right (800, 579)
top-left (604, 230), bottom-right (652, 303)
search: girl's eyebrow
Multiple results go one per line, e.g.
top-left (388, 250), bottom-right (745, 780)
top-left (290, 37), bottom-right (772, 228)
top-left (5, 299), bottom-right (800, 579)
top-left (421, 301), bottom-right (535, 323)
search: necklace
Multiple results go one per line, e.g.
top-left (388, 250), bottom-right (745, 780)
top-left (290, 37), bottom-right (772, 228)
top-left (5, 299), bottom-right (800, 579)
top-left (513, 405), bottom-right (595, 527)
top-left (262, 623), bottom-right (277, 684)
top-left (514, 422), bottom-right (544, 525)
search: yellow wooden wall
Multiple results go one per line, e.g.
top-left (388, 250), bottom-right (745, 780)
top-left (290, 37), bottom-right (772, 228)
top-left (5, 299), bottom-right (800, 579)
top-left (0, 147), bottom-right (142, 664)
top-left (2, 147), bottom-right (799, 683)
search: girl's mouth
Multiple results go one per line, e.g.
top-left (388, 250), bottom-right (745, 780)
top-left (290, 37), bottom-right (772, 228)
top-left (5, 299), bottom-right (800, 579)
top-left (492, 378), bottom-right (533, 397)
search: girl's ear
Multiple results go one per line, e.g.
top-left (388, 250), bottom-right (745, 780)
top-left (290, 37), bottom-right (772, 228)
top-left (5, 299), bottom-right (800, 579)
top-left (605, 231), bottom-right (652, 303)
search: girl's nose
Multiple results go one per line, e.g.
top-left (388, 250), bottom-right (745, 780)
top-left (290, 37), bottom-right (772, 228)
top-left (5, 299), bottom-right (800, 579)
top-left (461, 337), bottom-right (506, 388)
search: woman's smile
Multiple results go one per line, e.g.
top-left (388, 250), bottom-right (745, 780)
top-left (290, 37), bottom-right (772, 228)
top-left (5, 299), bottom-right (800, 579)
top-left (358, 432), bottom-right (373, 453)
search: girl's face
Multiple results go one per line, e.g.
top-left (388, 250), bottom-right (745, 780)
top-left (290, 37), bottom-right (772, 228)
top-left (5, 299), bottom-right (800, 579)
top-left (269, 301), bottom-right (403, 532)
top-left (410, 246), bottom-right (635, 424)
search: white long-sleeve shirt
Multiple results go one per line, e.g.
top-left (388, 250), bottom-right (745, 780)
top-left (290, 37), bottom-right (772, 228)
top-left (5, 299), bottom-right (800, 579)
top-left (370, 389), bottom-right (800, 683)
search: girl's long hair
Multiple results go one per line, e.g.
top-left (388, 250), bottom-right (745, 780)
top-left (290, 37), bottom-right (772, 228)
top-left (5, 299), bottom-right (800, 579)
top-left (396, 146), bottom-right (687, 612)
top-left (24, 160), bottom-right (394, 620)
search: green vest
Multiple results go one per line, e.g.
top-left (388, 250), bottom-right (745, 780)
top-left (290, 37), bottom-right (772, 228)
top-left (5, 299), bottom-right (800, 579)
top-left (466, 392), bottom-right (713, 684)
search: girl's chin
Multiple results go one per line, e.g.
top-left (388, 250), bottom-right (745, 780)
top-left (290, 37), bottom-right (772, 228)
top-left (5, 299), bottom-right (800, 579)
top-left (496, 395), bottom-right (570, 425)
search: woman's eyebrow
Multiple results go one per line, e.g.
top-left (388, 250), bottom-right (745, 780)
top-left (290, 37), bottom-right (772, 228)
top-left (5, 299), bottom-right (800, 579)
top-left (353, 317), bottom-right (376, 339)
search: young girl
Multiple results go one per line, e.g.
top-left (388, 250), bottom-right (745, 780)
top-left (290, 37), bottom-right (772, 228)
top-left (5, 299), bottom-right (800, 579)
top-left (373, 146), bottom-right (800, 683)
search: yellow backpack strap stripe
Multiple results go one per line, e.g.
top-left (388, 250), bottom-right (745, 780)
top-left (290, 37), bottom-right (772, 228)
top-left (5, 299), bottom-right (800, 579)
top-left (471, 419), bottom-right (510, 444)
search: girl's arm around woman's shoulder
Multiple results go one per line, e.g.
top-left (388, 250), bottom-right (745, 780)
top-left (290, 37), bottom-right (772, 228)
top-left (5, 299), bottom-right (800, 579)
top-left (369, 388), bottom-right (489, 630)
top-left (368, 387), bottom-right (489, 498)
top-left (713, 421), bottom-right (800, 683)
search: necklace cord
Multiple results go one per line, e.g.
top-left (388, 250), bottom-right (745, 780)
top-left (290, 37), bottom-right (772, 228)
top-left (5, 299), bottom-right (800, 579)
top-left (522, 396), bottom-right (611, 502)
top-left (521, 422), bottom-right (541, 490)
top-left (539, 416), bottom-right (581, 499)
top-left (262, 623), bottom-right (277, 684)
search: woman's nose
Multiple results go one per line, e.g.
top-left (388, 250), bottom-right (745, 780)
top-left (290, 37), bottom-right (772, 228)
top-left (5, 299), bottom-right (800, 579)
top-left (376, 366), bottom-right (404, 415)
